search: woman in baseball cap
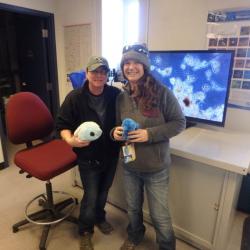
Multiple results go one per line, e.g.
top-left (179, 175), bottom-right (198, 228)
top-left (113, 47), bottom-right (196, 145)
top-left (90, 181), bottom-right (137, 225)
top-left (56, 55), bottom-right (120, 250)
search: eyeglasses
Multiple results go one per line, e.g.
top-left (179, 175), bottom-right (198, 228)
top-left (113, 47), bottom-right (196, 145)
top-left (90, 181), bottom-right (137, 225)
top-left (90, 69), bottom-right (108, 75)
top-left (122, 44), bottom-right (149, 56)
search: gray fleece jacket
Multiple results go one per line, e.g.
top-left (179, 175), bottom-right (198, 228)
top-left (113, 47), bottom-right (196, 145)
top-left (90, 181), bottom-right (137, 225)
top-left (116, 83), bottom-right (186, 172)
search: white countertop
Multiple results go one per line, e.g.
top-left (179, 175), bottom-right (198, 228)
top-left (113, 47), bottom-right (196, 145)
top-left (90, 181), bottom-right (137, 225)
top-left (170, 127), bottom-right (250, 175)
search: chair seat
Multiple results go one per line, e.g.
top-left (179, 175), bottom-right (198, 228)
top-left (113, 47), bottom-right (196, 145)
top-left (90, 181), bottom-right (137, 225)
top-left (14, 139), bottom-right (77, 181)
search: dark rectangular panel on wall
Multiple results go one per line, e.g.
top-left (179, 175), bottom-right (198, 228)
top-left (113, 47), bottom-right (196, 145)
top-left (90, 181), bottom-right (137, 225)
top-left (237, 174), bottom-right (250, 213)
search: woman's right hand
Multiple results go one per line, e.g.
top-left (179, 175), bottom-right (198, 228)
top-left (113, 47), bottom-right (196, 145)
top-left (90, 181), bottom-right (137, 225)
top-left (113, 126), bottom-right (124, 141)
top-left (65, 135), bottom-right (90, 148)
top-left (61, 129), bottom-right (90, 148)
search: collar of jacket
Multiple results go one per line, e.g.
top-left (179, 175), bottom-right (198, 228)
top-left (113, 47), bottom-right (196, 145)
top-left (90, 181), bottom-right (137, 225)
top-left (123, 82), bottom-right (132, 94)
top-left (80, 79), bottom-right (108, 95)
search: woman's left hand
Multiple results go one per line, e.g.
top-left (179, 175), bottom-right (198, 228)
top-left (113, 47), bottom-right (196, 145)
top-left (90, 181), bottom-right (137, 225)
top-left (128, 129), bottom-right (149, 142)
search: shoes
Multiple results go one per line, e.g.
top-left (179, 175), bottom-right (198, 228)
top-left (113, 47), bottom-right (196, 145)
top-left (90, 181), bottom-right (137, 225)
top-left (96, 221), bottom-right (114, 234)
top-left (120, 239), bottom-right (136, 250)
top-left (80, 232), bottom-right (94, 250)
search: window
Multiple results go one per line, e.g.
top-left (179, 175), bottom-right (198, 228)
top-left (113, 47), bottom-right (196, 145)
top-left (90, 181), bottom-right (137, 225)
top-left (102, 0), bottom-right (140, 69)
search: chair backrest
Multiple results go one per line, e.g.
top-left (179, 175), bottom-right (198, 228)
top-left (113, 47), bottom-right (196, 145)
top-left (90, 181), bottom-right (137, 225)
top-left (6, 92), bottom-right (54, 144)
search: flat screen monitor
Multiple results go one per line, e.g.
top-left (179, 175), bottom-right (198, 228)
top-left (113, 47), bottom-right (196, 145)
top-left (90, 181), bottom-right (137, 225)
top-left (149, 50), bottom-right (234, 127)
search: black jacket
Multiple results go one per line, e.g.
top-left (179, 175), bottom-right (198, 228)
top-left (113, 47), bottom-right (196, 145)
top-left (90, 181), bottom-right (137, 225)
top-left (56, 81), bottom-right (120, 170)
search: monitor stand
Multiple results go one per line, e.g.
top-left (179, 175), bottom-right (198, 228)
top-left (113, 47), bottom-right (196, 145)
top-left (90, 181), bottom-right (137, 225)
top-left (186, 121), bottom-right (197, 129)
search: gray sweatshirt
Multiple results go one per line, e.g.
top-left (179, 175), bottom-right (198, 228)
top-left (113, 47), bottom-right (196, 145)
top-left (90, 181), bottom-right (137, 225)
top-left (116, 83), bottom-right (186, 172)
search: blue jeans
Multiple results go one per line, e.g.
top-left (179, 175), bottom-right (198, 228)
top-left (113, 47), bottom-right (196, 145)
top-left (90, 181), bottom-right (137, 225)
top-left (123, 167), bottom-right (175, 250)
top-left (78, 161), bottom-right (117, 235)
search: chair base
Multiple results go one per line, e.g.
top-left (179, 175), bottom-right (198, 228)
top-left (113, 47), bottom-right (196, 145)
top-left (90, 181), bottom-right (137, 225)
top-left (12, 182), bottom-right (78, 250)
top-left (13, 215), bottom-right (78, 250)
top-left (25, 191), bottom-right (78, 225)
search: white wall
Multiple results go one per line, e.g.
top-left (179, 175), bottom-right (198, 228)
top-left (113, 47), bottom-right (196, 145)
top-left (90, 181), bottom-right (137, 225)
top-left (0, 0), bottom-right (56, 12)
top-left (147, 0), bottom-right (250, 51)
top-left (208, 0), bottom-right (250, 10)
top-left (148, 0), bottom-right (208, 50)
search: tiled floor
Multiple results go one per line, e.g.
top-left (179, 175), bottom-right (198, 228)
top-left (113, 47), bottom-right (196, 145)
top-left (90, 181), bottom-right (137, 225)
top-left (0, 142), bottom-right (248, 249)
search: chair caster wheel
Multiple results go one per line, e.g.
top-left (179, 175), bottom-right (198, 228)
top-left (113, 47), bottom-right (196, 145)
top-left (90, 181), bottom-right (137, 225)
top-left (13, 227), bottom-right (19, 233)
top-left (38, 198), bottom-right (46, 206)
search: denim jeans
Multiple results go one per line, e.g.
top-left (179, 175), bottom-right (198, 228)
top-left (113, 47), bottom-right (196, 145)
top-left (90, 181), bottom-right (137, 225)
top-left (78, 160), bottom-right (117, 235)
top-left (123, 167), bottom-right (176, 250)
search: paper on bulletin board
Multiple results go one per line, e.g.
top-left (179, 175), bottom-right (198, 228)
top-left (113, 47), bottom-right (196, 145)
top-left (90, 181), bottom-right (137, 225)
top-left (207, 9), bottom-right (250, 110)
top-left (64, 24), bottom-right (92, 83)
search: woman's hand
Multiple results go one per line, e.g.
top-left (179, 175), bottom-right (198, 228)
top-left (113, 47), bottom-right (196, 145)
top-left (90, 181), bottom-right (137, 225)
top-left (61, 129), bottom-right (90, 148)
top-left (113, 126), bottom-right (124, 141)
top-left (128, 129), bottom-right (149, 142)
top-left (65, 136), bottom-right (90, 148)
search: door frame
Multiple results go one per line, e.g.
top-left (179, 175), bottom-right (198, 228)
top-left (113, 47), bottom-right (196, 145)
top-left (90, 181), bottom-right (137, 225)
top-left (0, 2), bottom-right (59, 116)
top-left (0, 111), bottom-right (7, 169)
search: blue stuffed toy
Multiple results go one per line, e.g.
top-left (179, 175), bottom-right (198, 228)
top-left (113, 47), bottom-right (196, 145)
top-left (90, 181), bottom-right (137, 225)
top-left (74, 121), bottom-right (102, 141)
top-left (122, 118), bottom-right (139, 140)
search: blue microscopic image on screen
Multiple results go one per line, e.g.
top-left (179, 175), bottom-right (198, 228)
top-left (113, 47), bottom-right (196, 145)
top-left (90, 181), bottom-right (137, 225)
top-left (149, 50), bottom-right (234, 126)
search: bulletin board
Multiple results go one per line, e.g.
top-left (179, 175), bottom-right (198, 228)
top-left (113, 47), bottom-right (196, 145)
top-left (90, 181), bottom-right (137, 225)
top-left (207, 9), bottom-right (250, 110)
top-left (64, 24), bottom-right (92, 81)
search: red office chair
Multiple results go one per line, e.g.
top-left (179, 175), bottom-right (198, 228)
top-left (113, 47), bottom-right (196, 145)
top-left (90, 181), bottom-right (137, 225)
top-left (6, 92), bottom-right (78, 250)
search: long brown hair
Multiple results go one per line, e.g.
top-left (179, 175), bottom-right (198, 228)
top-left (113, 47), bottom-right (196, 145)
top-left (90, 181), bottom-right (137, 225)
top-left (135, 69), bottom-right (161, 111)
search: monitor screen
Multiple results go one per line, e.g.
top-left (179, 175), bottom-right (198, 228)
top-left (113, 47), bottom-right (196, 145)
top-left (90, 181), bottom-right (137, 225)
top-left (149, 50), bottom-right (234, 127)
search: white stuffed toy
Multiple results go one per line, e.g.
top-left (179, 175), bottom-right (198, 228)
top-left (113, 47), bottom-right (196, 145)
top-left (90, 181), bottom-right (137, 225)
top-left (74, 121), bottom-right (102, 141)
